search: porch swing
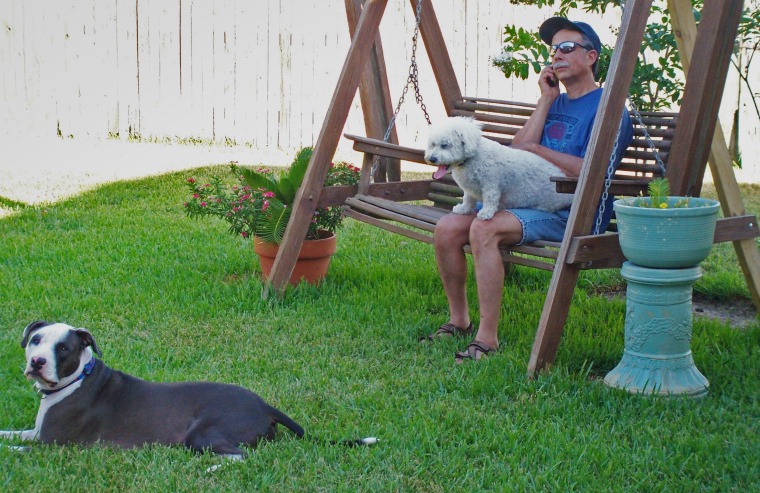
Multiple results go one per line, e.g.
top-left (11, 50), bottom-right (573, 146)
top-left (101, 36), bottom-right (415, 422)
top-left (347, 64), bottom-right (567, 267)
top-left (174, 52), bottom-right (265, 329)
top-left (265, 0), bottom-right (760, 375)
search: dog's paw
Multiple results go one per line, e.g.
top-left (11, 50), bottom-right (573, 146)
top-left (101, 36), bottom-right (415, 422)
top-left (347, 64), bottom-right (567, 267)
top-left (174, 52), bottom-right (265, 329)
top-left (452, 204), bottom-right (472, 215)
top-left (476, 208), bottom-right (496, 221)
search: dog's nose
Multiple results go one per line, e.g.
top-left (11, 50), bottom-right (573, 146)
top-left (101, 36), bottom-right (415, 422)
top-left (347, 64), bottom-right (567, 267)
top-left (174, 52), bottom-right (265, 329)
top-left (428, 156), bottom-right (437, 164)
top-left (31, 356), bottom-right (47, 370)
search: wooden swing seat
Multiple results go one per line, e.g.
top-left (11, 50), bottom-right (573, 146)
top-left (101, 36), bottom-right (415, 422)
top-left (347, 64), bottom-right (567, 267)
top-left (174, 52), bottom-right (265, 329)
top-left (340, 95), bottom-right (758, 273)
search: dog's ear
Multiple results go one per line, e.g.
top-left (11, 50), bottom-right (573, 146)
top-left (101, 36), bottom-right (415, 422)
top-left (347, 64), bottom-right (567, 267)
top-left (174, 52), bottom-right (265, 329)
top-left (457, 118), bottom-right (483, 159)
top-left (75, 328), bottom-right (102, 358)
top-left (21, 321), bottom-right (51, 348)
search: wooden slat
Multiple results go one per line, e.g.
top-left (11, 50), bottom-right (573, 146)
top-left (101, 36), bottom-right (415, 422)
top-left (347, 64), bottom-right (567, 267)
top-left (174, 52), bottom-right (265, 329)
top-left (551, 177), bottom-right (651, 195)
top-left (429, 181), bottom-right (463, 196)
top-left (345, 197), bottom-right (437, 232)
top-left (343, 208), bottom-right (434, 243)
top-left (454, 100), bottom-right (535, 117)
top-left (345, 133), bottom-right (427, 163)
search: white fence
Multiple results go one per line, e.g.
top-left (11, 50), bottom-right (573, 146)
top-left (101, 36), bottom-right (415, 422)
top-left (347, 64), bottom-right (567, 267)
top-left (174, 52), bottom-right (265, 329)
top-left (0, 0), bottom-right (540, 150)
top-left (1, 0), bottom-right (757, 168)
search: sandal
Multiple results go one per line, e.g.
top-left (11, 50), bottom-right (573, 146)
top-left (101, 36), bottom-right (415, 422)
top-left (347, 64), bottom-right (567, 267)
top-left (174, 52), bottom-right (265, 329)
top-left (455, 340), bottom-right (497, 362)
top-left (419, 322), bottom-right (473, 342)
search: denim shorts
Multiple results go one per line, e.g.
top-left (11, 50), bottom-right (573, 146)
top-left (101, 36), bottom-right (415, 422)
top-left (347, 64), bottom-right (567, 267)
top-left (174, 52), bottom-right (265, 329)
top-left (508, 208), bottom-right (570, 245)
top-left (474, 202), bottom-right (571, 245)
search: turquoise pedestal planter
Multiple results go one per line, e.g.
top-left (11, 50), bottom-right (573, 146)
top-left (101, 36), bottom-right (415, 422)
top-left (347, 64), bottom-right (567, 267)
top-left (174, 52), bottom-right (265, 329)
top-left (605, 196), bottom-right (720, 397)
top-left (604, 262), bottom-right (709, 396)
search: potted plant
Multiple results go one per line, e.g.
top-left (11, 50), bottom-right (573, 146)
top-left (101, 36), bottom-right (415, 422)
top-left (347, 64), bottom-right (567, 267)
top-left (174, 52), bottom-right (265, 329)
top-left (613, 178), bottom-right (721, 268)
top-left (184, 147), bottom-right (360, 285)
top-left (604, 178), bottom-right (721, 397)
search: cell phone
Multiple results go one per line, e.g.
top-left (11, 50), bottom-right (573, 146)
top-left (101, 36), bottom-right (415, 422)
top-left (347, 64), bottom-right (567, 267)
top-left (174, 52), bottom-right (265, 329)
top-left (547, 75), bottom-right (556, 87)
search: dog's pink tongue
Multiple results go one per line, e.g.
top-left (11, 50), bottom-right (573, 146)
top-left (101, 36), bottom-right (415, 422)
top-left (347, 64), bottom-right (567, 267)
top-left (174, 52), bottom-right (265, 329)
top-left (432, 165), bottom-right (448, 180)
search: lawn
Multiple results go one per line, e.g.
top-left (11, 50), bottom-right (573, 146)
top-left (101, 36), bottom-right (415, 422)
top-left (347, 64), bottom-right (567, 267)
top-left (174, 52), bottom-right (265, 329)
top-left (1, 168), bottom-right (758, 492)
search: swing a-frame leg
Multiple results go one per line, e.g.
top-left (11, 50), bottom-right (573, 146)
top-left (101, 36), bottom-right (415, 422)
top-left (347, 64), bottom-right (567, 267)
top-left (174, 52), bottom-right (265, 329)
top-left (527, 0), bottom-right (654, 375)
top-left (263, 0), bottom-right (391, 297)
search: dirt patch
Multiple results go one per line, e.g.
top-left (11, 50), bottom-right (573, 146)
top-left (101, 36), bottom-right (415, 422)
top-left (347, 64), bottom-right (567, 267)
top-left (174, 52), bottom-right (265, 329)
top-left (599, 287), bottom-right (758, 328)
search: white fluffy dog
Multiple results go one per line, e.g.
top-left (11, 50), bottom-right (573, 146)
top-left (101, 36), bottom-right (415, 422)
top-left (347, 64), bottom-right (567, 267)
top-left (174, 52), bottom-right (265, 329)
top-left (424, 117), bottom-right (574, 220)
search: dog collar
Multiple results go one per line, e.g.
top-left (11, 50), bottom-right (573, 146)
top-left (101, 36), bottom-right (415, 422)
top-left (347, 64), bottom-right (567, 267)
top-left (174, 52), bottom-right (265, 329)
top-left (39, 358), bottom-right (96, 397)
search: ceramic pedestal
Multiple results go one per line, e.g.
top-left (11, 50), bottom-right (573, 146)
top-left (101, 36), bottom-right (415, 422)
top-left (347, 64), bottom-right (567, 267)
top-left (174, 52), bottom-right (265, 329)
top-left (604, 262), bottom-right (709, 397)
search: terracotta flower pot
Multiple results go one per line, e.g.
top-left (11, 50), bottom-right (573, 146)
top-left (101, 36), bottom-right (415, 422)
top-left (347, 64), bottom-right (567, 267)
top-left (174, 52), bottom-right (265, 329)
top-left (253, 231), bottom-right (337, 286)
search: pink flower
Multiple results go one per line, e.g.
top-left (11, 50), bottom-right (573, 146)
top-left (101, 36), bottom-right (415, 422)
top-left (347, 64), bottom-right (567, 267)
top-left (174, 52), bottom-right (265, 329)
top-left (241, 231), bottom-right (248, 238)
top-left (187, 178), bottom-right (196, 184)
top-left (200, 202), bottom-right (207, 207)
top-left (193, 194), bottom-right (199, 199)
top-left (263, 191), bottom-right (275, 198)
top-left (262, 200), bottom-right (270, 211)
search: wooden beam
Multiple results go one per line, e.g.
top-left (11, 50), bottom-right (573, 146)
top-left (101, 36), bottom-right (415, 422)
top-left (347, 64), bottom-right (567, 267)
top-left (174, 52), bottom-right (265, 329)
top-left (666, 0), bottom-right (743, 197)
top-left (566, 215), bottom-right (760, 266)
top-left (411, 0), bottom-right (462, 113)
top-left (528, 0), bottom-right (654, 375)
top-left (264, 0), bottom-right (390, 296)
top-left (668, 0), bottom-right (760, 310)
top-left (345, 0), bottom-right (401, 182)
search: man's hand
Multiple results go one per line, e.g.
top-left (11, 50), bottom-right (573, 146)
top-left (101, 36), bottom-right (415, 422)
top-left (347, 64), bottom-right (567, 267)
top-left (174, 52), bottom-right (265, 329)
top-left (539, 65), bottom-right (561, 98)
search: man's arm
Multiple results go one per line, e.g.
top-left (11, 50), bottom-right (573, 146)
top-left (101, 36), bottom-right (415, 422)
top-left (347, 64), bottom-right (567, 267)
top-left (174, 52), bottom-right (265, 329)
top-left (512, 65), bottom-right (560, 146)
top-left (511, 141), bottom-right (584, 178)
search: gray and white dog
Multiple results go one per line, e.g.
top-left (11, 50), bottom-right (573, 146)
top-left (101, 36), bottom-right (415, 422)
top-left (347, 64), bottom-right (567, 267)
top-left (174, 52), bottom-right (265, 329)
top-left (0, 321), bottom-right (375, 460)
top-left (425, 116), bottom-right (574, 220)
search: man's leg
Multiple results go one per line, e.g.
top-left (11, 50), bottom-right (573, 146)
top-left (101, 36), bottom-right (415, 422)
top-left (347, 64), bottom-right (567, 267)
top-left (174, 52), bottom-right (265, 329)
top-left (433, 213), bottom-right (476, 329)
top-left (467, 211), bottom-right (523, 351)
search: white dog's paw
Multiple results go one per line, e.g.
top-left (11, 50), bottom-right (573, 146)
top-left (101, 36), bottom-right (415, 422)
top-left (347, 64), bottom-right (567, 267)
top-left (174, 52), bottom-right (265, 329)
top-left (476, 208), bottom-right (497, 221)
top-left (452, 203), bottom-right (473, 215)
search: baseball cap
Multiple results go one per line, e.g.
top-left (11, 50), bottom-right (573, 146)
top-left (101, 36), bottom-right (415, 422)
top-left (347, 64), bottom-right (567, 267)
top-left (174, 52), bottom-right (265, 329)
top-left (539, 17), bottom-right (602, 53)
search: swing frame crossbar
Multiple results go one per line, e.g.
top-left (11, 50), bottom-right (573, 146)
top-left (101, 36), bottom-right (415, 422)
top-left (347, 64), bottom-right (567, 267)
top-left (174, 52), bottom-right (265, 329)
top-left (265, 0), bottom-right (760, 376)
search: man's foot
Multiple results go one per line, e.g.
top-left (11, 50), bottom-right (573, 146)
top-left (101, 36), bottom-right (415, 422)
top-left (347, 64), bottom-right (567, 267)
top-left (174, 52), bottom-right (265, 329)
top-left (419, 322), bottom-right (473, 342)
top-left (455, 340), bottom-right (498, 363)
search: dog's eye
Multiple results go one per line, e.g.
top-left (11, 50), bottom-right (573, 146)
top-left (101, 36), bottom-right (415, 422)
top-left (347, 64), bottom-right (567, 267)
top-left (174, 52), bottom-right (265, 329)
top-left (29, 335), bottom-right (41, 346)
top-left (440, 142), bottom-right (449, 149)
top-left (57, 343), bottom-right (70, 353)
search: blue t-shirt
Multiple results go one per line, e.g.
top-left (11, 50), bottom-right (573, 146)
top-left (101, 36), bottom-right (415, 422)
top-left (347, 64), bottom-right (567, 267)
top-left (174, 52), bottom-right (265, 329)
top-left (541, 87), bottom-right (633, 232)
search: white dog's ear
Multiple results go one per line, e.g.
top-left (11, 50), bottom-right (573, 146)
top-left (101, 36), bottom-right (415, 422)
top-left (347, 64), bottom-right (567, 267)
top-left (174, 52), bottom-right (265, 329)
top-left (454, 117), bottom-right (483, 159)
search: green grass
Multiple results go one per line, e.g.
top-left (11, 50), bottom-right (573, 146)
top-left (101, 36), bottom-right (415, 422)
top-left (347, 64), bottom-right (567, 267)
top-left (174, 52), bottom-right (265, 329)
top-left (1, 169), bottom-right (758, 492)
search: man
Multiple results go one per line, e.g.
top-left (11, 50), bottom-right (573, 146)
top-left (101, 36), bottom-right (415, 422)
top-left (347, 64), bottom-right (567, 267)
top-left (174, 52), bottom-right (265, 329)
top-left (426, 17), bottom-right (633, 362)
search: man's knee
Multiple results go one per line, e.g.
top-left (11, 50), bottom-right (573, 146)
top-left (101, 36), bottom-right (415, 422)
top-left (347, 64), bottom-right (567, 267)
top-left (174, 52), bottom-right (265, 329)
top-left (434, 213), bottom-right (472, 247)
top-left (469, 212), bottom-right (522, 248)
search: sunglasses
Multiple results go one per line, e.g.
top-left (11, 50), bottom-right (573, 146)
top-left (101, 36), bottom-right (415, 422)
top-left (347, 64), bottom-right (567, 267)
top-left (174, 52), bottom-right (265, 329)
top-left (550, 41), bottom-right (594, 56)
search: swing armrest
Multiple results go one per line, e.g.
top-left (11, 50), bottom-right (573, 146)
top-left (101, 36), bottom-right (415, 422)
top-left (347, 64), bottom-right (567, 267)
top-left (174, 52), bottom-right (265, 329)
top-left (567, 215), bottom-right (760, 266)
top-left (344, 134), bottom-right (429, 164)
top-left (550, 176), bottom-right (652, 196)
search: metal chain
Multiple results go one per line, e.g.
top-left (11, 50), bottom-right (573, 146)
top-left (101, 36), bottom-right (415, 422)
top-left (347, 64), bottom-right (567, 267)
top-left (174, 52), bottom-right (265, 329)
top-left (626, 96), bottom-right (667, 175)
top-left (592, 0), bottom-right (666, 233)
top-left (372, 0), bottom-right (430, 177)
top-left (593, 116), bottom-right (623, 235)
